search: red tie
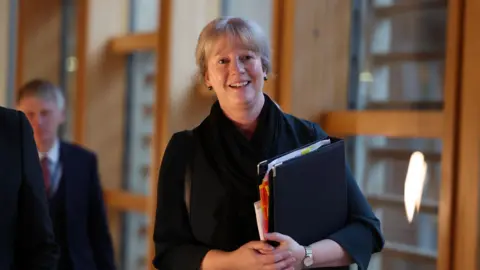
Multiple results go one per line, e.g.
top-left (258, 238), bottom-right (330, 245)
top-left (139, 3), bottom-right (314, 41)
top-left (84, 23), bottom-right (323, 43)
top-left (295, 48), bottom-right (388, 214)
top-left (41, 157), bottom-right (50, 194)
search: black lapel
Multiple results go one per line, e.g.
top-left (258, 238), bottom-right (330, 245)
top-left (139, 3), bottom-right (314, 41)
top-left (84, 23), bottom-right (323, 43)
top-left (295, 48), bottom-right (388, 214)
top-left (59, 142), bottom-right (73, 210)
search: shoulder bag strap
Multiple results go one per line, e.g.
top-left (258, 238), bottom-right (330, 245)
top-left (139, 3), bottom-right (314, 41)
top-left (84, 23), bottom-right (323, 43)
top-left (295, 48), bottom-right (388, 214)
top-left (183, 130), bottom-right (195, 215)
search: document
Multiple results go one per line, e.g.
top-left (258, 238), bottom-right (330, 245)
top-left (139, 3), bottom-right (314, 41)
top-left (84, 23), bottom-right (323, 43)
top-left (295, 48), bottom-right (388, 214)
top-left (255, 138), bottom-right (332, 239)
top-left (254, 201), bottom-right (266, 240)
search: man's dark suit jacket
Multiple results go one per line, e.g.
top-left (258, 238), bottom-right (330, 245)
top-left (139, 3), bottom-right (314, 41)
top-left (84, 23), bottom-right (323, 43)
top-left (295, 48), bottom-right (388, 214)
top-left (0, 106), bottom-right (59, 269)
top-left (54, 141), bottom-right (116, 270)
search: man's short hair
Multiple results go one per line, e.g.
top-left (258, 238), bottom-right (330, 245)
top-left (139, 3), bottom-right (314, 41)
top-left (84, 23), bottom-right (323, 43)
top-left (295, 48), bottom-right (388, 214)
top-left (16, 79), bottom-right (65, 110)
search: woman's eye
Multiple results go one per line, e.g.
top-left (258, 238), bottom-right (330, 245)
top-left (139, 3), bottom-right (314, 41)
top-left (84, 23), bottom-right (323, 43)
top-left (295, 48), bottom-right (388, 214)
top-left (218, 59), bottom-right (227, 64)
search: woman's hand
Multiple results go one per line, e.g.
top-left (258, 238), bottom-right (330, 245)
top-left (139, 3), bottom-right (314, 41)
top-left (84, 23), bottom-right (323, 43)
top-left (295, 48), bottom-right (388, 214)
top-left (264, 233), bottom-right (305, 270)
top-left (228, 240), bottom-right (297, 270)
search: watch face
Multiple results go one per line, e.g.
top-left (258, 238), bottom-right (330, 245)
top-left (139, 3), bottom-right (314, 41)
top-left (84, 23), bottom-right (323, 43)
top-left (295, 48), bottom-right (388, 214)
top-left (304, 257), bottom-right (314, 266)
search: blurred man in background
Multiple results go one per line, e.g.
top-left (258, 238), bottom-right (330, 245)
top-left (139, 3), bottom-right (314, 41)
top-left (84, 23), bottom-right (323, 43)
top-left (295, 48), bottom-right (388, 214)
top-left (0, 105), bottom-right (59, 269)
top-left (17, 79), bottom-right (116, 270)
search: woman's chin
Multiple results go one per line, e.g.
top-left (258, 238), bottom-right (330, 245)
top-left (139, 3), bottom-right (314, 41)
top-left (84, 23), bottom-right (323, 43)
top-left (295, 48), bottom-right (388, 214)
top-left (227, 90), bottom-right (257, 106)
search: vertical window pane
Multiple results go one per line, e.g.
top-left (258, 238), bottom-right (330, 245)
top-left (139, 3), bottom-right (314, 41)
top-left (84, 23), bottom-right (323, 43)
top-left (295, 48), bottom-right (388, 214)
top-left (59, 0), bottom-right (77, 141)
top-left (122, 212), bottom-right (149, 270)
top-left (125, 51), bottom-right (155, 195)
top-left (346, 136), bottom-right (441, 270)
top-left (122, 51), bottom-right (156, 269)
top-left (221, 0), bottom-right (272, 38)
top-left (130, 0), bottom-right (159, 32)
top-left (350, 1), bottom-right (447, 110)
top-left (121, 1), bottom-right (159, 267)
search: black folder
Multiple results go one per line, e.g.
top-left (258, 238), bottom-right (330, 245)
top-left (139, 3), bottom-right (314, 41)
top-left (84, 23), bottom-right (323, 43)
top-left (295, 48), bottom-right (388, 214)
top-left (258, 137), bottom-right (348, 246)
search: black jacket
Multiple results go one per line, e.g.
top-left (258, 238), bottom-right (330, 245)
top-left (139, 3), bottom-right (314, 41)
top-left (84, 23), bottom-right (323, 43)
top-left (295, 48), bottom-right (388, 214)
top-left (153, 98), bottom-right (384, 270)
top-left (52, 142), bottom-right (116, 270)
top-left (0, 106), bottom-right (59, 269)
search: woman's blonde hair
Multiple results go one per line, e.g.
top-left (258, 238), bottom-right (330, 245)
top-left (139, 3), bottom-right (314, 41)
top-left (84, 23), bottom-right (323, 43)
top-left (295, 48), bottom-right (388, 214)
top-left (195, 17), bottom-right (271, 86)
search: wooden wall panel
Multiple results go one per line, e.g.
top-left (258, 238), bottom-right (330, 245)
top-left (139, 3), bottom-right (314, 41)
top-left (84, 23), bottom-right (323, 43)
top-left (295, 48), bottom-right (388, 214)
top-left (16, 0), bottom-right (62, 88)
top-left (277, 0), bottom-right (295, 112)
top-left (289, 0), bottom-right (351, 120)
top-left (322, 111), bottom-right (444, 138)
top-left (148, 0), bottom-right (172, 266)
top-left (264, 0), bottom-right (283, 101)
top-left (108, 32), bottom-right (157, 54)
top-left (452, 0), bottom-right (480, 268)
top-left (437, 0), bottom-right (465, 269)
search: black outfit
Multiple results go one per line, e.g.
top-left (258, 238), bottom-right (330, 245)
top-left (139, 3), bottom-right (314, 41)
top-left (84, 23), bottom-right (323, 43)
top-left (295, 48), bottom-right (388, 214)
top-left (48, 174), bottom-right (72, 269)
top-left (50, 142), bottom-right (117, 270)
top-left (153, 95), bottom-right (384, 270)
top-left (0, 107), bottom-right (59, 269)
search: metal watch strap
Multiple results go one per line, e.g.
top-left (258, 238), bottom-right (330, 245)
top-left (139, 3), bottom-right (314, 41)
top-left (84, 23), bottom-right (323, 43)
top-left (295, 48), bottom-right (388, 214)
top-left (303, 246), bottom-right (314, 267)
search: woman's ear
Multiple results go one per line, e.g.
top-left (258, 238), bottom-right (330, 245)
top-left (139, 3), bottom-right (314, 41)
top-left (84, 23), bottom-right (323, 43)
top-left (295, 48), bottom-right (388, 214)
top-left (204, 72), bottom-right (213, 91)
top-left (204, 72), bottom-right (213, 90)
top-left (204, 72), bottom-right (210, 86)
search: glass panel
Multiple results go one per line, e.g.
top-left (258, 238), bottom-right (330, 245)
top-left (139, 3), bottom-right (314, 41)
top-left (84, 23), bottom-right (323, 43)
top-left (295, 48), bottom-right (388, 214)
top-left (130, 0), bottom-right (159, 32)
top-left (121, 51), bottom-right (155, 270)
top-left (124, 51), bottom-right (156, 195)
top-left (107, 209), bottom-right (149, 270)
top-left (350, 0), bottom-right (447, 110)
top-left (374, 0), bottom-right (445, 6)
top-left (221, 0), bottom-right (272, 38)
top-left (346, 136), bottom-right (441, 270)
top-left (59, 0), bottom-right (77, 141)
top-left (122, 212), bottom-right (149, 270)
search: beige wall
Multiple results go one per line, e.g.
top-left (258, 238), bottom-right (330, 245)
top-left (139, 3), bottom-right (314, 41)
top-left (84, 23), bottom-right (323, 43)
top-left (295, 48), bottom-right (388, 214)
top-left (78, 0), bottom-right (129, 264)
top-left (0, 0), bottom-right (10, 106)
top-left (82, 0), bottom-right (129, 190)
top-left (17, 0), bottom-right (62, 86)
top-left (167, 0), bottom-right (221, 134)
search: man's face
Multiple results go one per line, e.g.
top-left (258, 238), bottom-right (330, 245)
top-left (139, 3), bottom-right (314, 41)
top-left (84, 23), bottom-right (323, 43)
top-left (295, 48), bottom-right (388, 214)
top-left (17, 96), bottom-right (65, 146)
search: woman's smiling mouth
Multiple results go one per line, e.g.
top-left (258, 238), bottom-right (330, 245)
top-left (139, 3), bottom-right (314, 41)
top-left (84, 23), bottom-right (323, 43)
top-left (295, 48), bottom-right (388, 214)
top-left (229, 81), bottom-right (251, 88)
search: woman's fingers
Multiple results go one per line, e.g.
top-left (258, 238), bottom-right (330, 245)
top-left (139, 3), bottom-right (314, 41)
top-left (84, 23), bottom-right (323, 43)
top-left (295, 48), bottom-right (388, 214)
top-left (260, 249), bottom-right (286, 264)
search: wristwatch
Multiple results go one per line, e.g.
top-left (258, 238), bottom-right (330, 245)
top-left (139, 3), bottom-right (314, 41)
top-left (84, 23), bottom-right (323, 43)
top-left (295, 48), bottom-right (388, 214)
top-left (303, 246), bottom-right (314, 267)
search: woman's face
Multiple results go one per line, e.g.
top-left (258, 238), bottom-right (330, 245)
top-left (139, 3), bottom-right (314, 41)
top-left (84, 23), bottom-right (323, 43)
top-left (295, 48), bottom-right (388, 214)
top-left (205, 35), bottom-right (266, 109)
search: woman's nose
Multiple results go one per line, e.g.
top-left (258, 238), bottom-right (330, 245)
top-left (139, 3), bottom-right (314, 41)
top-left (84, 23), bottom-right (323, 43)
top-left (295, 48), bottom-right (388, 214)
top-left (230, 58), bottom-right (246, 73)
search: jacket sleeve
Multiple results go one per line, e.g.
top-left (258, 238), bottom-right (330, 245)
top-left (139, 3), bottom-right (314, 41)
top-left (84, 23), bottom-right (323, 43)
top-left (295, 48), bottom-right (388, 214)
top-left (311, 123), bottom-right (385, 270)
top-left (15, 110), bottom-right (60, 269)
top-left (152, 132), bottom-right (211, 270)
top-left (87, 154), bottom-right (117, 270)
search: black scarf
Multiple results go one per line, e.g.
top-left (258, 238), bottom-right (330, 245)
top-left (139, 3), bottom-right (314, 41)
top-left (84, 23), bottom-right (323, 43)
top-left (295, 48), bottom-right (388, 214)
top-left (198, 94), bottom-right (292, 250)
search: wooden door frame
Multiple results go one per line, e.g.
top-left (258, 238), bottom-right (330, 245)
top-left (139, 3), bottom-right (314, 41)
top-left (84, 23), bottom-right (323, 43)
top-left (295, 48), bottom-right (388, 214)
top-left (437, 0), bottom-right (465, 269)
top-left (147, 0), bottom-right (173, 267)
top-left (451, 0), bottom-right (480, 268)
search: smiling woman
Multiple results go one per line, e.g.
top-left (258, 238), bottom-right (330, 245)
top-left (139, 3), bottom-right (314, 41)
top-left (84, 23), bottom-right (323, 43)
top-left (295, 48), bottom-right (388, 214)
top-left (196, 17), bottom-right (270, 132)
top-left (152, 16), bottom-right (384, 270)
